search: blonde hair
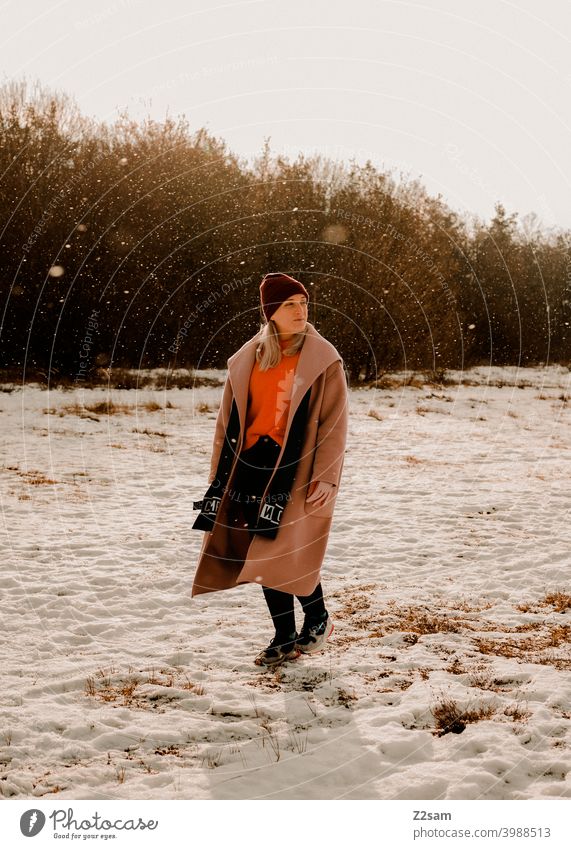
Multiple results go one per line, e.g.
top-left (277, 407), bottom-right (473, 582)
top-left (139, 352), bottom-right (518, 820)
top-left (255, 319), bottom-right (307, 371)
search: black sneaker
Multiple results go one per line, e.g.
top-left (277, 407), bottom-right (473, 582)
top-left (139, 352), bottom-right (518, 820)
top-left (295, 611), bottom-right (334, 654)
top-left (254, 631), bottom-right (300, 667)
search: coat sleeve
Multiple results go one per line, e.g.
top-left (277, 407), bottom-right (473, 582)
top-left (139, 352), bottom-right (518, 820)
top-left (207, 367), bottom-right (234, 484)
top-left (309, 359), bottom-right (349, 488)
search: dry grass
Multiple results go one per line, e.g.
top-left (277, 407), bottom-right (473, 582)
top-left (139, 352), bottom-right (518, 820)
top-left (466, 671), bottom-right (520, 692)
top-left (329, 633), bottom-right (367, 649)
top-left (367, 408), bottom-right (383, 421)
top-left (132, 428), bottom-right (168, 438)
top-left (431, 697), bottom-right (496, 736)
top-left (146, 668), bottom-right (176, 687)
top-left (368, 603), bottom-right (467, 638)
top-left (425, 392), bottom-right (453, 402)
top-left (378, 677), bottom-right (413, 692)
top-left (369, 376), bottom-right (401, 390)
top-left (332, 589), bottom-right (496, 645)
top-left (201, 748), bottom-right (225, 769)
top-left (259, 718), bottom-right (281, 761)
top-left (2, 366), bottom-right (220, 391)
top-left (367, 373), bottom-right (425, 390)
top-left (60, 400), bottom-right (132, 417)
top-left (153, 744), bottom-right (183, 757)
top-left (503, 702), bottom-right (531, 722)
top-left (29, 769), bottom-right (68, 796)
top-left (517, 591), bottom-right (571, 614)
top-left (22, 470), bottom-right (56, 485)
top-left (52, 399), bottom-right (168, 418)
top-left (84, 666), bottom-right (205, 710)
top-left (318, 582), bottom-right (571, 684)
top-left (475, 624), bottom-right (571, 670)
top-left (422, 368), bottom-right (456, 387)
top-left (337, 688), bottom-right (359, 706)
top-left (80, 400), bottom-right (135, 416)
top-left (336, 592), bottom-right (372, 618)
top-left (4, 466), bottom-right (57, 485)
top-left (330, 583), bottom-right (377, 597)
top-left (543, 592), bottom-right (571, 613)
top-left (453, 599), bottom-right (495, 613)
top-left (446, 657), bottom-right (477, 676)
top-left (466, 671), bottom-right (495, 689)
top-left (288, 728), bottom-right (309, 754)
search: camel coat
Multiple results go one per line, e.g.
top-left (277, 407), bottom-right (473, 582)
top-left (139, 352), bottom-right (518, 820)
top-left (191, 321), bottom-right (349, 597)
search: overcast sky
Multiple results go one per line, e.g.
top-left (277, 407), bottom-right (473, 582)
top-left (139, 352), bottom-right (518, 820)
top-left (2, 0), bottom-right (571, 229)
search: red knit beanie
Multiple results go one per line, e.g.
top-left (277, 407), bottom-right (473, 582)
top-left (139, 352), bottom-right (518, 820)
top-left (259, 272), bottom-right (309, 322)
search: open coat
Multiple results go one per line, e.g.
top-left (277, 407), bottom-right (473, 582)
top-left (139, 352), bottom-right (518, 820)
top-left (191, 321), bottom-right (349, 598)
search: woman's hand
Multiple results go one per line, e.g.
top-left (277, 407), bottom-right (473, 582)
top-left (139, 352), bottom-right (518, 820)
top-left (306, 480), bottom-right (336, 508)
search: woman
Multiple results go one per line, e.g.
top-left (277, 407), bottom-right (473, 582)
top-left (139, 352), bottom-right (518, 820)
top-left (191, 272), bottom-right (349, 667)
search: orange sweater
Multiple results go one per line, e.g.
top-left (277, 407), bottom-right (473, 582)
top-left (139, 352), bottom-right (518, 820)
top-left (243, 339), bottom-right (301, 451)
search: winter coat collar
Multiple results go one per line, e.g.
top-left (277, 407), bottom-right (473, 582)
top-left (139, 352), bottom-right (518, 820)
top-left (227, 321), bottom-right (341, 448)
top-left (192, 323), bottom-right (344, 539)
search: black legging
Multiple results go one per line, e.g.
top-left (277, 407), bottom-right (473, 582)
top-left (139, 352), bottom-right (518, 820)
top-left (263, 583), bottom-right (326, 638)
top-left (231, 435), bottom-right (327, 637)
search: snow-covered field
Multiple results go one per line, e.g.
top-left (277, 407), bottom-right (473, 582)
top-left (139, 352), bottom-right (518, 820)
top-left (1, 365), bottom-right (570, 800)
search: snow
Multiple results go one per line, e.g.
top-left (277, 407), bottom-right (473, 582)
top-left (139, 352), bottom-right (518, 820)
top-left (1, 365), bottom-right (570, 800)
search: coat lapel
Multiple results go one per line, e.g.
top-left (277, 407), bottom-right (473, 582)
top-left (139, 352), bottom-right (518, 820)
top-left (227, 322), bottom-right (340, 453)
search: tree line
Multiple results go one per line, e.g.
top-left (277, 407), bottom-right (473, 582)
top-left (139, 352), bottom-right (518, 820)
top-left (1, 77), bottom-right (570, 385)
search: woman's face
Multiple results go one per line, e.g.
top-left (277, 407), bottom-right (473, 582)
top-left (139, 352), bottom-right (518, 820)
top-left (271, 294), bottom-right (308, 337)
